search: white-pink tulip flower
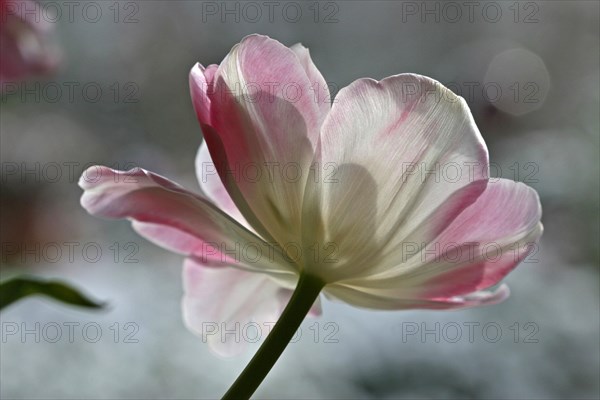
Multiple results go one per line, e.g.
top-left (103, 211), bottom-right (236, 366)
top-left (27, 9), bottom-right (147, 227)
top-left (79, 34), bottom-right (542, 398)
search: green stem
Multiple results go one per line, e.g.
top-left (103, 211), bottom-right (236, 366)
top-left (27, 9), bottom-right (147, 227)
top-left (222, 273), bottom-right (325, 400)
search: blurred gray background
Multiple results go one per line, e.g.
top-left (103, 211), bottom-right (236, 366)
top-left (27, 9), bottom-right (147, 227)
top-left (1, 1), bottom-right (598, 399)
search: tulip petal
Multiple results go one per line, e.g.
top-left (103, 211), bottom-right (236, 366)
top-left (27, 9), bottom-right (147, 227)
top-left (190, 34), bottom-right (330, 247)
top-left (182, 258), bottom-right (321, 357)
top-left (324, 283), bottom-right (510, 310)
top-left (79, 166), bottom-right (295, 275)
top-left (303, 74), bottom-right (489, 280)
top-left (290, 42), bottom-right (331, 106)
top-left (195, 141), bottom-right (250, 230)
top-left (330, 179), bottom-right (542, 307)
top-left (189, 63), bottom-right (218, 125)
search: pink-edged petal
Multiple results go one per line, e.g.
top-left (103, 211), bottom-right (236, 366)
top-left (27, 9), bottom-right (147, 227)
top-left (334, 179), bottom-right (542, 305)
top-left (182, 258), bottom-right (321, 357)
top-left (312, 177), bottom-right (489, 283)
top-left (189, 63), bottom-right (218, 125)
top-left (290, 42), bottom-right (331, 106)
top-left (190, 34), bottom-right (330, 247)
top-left (194, 140), bottom-right (250, 230)
top-left (302, 74), bottom-right (489, 281)
top-left (410, 179), bottom-right (542, 297)
top-left (79, 166), bottom-right (295, 275)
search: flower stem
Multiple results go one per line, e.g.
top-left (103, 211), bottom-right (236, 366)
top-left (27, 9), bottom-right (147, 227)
top-left (222, 273), bottom-right (325, 400)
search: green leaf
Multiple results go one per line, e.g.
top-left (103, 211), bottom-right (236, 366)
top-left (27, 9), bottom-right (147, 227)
top-left (0, 276), bottom-right (105, 310)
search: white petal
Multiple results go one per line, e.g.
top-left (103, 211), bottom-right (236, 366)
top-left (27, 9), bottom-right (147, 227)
top-left (302, 74), bottom-right (488, 281)
top-left (194, 141), bottom-right (250, 230)
top-left (182, 258), bottom-right (321, 356)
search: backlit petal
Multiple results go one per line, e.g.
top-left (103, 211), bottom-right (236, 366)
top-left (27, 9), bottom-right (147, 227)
top-left (329, 179), bottom-right (542, 307)
top-left (182, 258), bottom-right (321, 357)
top-left (191, 34), bottom-right (330, 248)
top-left (79, 166), bottom-right (295, 275)
top-left (195, 140), bottom-right (250, 230)
top-left (324, 283), bottom-right (510, 310)
top-left (303, 74), bottom-right (489, 280)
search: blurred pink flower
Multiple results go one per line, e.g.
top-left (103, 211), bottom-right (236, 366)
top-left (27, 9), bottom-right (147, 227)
top-left (79, 35), bottom-right (542, 355)
top-left (0, 0), bottom-right (59, 84)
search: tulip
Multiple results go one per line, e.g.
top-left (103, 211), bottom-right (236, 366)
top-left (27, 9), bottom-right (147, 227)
top-left (79, 34), bottom-right (542, 399)
top-left (0, 0), bottom-right (59, 85)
